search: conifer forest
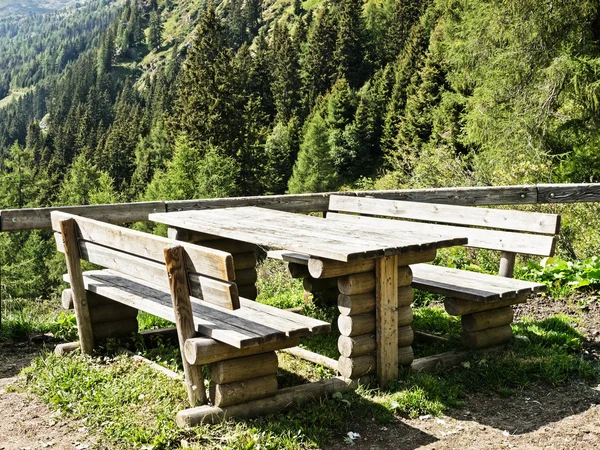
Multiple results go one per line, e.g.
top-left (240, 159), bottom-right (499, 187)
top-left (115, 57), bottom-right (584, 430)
top-left (1, 0), bottom-right (600, 299)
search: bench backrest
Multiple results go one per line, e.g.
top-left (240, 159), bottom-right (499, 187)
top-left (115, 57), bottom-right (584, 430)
top-left (327, 195), bottom-right (560, 257)
top-left (51, 211), bottom-right (239, 309)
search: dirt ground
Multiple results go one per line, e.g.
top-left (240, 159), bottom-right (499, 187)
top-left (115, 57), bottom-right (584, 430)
top-left (1, 296), bottom-right (599, 450)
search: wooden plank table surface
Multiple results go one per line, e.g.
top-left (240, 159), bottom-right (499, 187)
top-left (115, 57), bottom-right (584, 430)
top-left (149, 207), bottom-right (467, 262)
top-left (150, 207), bottom-right (468, 388)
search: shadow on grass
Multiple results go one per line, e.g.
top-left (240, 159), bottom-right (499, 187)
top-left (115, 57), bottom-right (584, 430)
top-left (403, 314), bottom-right (600, 435)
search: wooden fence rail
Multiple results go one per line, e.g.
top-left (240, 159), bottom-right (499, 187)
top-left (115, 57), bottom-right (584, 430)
top-left (1, 183), bottom-right (599, 233)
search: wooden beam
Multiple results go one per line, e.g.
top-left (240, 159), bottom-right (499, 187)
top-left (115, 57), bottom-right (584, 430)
top-left (375, 255), bottom-right (399, 388)
top-left (176, 377), bottom-right (354, 426)
top-left (59, 218), bottom-right (95, 354)
top-left (164, 245), bottom-right (207, 407)
top-left (1, 201), bottom-right (165, 232)
top-left (3, 183), bottom-right (600, 233)
top-left (185, 337), bottom-right (301, 365)
top-left (280, 347), bottom-right (339, 371)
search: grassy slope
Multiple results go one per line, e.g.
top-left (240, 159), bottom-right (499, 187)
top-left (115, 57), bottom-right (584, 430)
top-left (0, 0), bottom-right (92, 18)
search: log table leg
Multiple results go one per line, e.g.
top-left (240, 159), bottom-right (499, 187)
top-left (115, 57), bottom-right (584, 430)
top-left (311, 255), bottom-right (418, 388)
top-left (375, 255), bottom-right (399, 388)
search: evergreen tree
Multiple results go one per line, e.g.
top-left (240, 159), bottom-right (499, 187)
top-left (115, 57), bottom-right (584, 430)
top-left (171, 3), bottom-right (244, 159)
top-left (302, 3), bottom-right (338, 108)
top-left (148, 10), bottom-right (163, 50)
top-left (97, 31), bottom-right (114, 76)
top-left (381, 19), bottom-right (429, 159)
top-left (0, 143), bottom-right (39, 208)
top-left (244, 0), bottom-right (262, 41)
top-left (260, 120), bottom-right (294, 194)
top-left (385, 0), bottom-right (423, 65)
top-left (227, 0), bottom-right (247, 48)
top-left (58, 153), bottom-right (119, 205)
top-left (334, 0), bottom-right (365, 88)
top-left (288, 112), bottom-right (338, 193)
top-left (271, 22), bottom-right (301, 123)
top-left (392, 50), bottom-right (446, 172)
top-left (248, 30), bottom-right (275, 120)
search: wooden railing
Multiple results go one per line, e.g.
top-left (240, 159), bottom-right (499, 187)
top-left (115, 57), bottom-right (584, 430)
top-left (1, 183), bottom-right (599, 232)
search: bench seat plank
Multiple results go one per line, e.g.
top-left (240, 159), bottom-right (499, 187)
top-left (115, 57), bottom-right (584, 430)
top-left (68, 270), bottom-right (329, 348)
top-left (411, 264), bottom-right (546, 303)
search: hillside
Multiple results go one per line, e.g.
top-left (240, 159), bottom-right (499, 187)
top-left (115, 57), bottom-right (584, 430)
top-left (0, 0), bottom-right (94, 17)
top-left (0, 0), bottom-right (600, 206)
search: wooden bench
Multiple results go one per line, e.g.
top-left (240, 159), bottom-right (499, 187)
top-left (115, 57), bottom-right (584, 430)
top-left (51, 211), bottom-right (331, 424)
top-left (276, 195), bottom-right (559, 350)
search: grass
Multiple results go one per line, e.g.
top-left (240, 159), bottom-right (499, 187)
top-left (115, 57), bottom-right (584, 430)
top-left (4, 258), bottom-right (600, 449)
top-left (0, 88), bottom-right (29, 109)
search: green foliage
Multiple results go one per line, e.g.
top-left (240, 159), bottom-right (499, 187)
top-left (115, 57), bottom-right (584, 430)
top-left (288, 111), bottom-right (338, 193)
top-left (521, 256), bottom-right (600, 291)
top-left (58, 153), bottom-right (120, 206)
top-left (148, 10), bottom-right (164, 50)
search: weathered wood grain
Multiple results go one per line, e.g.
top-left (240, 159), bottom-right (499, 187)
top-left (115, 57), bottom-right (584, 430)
top-left (165, 245), bottom-right (207, 407)
top-left (209, 375), bottom-right (278, 407)
top-left (176, 377), bottom-right (353, 426)
top-left (444, 295), bottom-right (527, 316)
top-left (59, 218), bottom-right (95, 354)
top-left (327, 212), bottom-right (555, 256)
top-left (412, 264), bottom-right (545, 302)
top-left (1, 201), bottom-right (166, 232)
top-left (461, 307), bottom-right (514, 332)
top-left (150, 207), bottom-right (466, 262)
top-left (376, 256), bottom-right (399, 388)
top-left (329, 195), bottom-right (560, 234)
top-left (184, 337), bottom-right (301, 365)
top-left (51, 211), bottom-right (235, 281)
top-left (209, 353), bottom-right (278, 384)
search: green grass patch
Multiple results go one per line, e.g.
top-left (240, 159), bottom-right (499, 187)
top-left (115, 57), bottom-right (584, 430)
top-left (256, 259), bottom-right (305, 309)
top-left (0, 297), bottom-right (77, 342)
top-left (15, 311), bottom-right (600, 449)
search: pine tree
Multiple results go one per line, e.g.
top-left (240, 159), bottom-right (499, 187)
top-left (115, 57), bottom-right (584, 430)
top-left (302, 3), bottom-right (338, 108)
top-left (58, 153), bottom-right (119, 205)
top-left (171, 3), bottom-right (244, 159)
top-left (381, 20), bottom-right (429, 159)
top-left (97, 31), bottom-right (114, 76)
top-left (385, 0), bottom-right (423, 64)
top-left (260, 121), bottom-right (293, 194)
top-left (148, 10), bottom-right (163, 50)
top-left (227, 0), bottom-right (247, 48)
top-left (0, 143), bottom-right (39, 208)
top-left (271, 21), bottom-right (301, 123)
top-left (334, 0), bottom-right (365, 88)
top-left (392, 50), bottom-right (446, 172)
top-left (288, 112), bottom-right (338, 193)
top-left (248, 30), bottom-right (275, 120)
top-left (244, 0), bottom-right (262, 41)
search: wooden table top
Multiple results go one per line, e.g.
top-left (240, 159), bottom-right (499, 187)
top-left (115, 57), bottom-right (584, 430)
top-left (149, 207), bottom-right (468, 262)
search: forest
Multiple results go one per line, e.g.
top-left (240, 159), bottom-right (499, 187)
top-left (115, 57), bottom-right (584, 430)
top-left (1, 0), bottom-right (600, 300)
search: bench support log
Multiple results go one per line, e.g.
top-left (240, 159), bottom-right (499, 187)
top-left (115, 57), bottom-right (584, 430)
top-left (177, 377), bottom-right (354, 426)
top-left (164, 245), bottom-right (207, 407)
top-left (59, 218), bottom-right (95, 354)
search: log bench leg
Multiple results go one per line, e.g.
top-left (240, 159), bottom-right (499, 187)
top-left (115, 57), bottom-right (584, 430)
top-left (444, 296), bottom-right (526, 349)
top-left (61, 289), bottom-right (139, 345)
top-left (208, 352), bottom-right (279, 407)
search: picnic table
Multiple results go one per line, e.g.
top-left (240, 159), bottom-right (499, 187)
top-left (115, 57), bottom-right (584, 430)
top-left (150, 206), bottom-right (468, 387)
